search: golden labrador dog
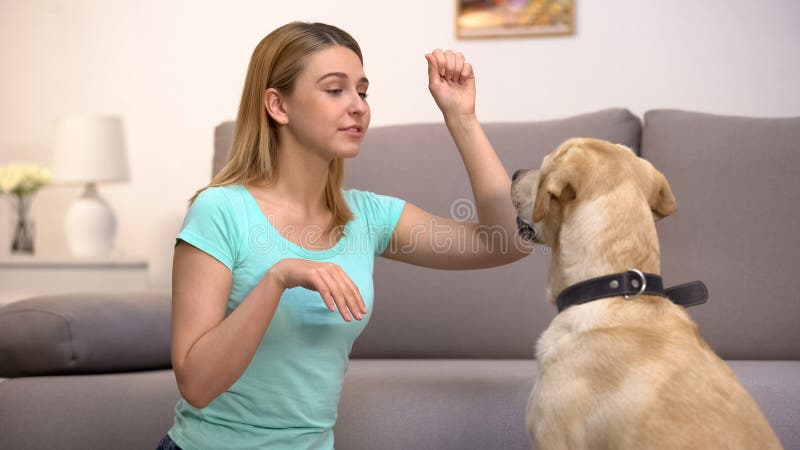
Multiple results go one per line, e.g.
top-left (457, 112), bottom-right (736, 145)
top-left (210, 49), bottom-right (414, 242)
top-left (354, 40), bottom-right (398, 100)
top-left (510, 138), bottom-right (781, 450)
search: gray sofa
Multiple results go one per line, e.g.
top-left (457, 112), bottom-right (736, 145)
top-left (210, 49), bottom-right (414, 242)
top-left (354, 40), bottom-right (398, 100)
top-left (1, 108), bottom-right (798, 450)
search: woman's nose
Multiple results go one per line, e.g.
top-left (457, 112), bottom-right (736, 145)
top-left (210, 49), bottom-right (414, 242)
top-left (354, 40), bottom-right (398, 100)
top-left (349, 94), bottom-right (367, 115)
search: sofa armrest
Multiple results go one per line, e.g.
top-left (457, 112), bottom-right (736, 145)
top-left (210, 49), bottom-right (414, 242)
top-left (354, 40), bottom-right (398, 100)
top-left (0, 292), bottom-right (171, 377)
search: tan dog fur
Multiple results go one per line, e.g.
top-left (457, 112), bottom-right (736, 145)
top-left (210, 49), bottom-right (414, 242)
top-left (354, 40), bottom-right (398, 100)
top-left (511, 138), bottom-right (782, 449)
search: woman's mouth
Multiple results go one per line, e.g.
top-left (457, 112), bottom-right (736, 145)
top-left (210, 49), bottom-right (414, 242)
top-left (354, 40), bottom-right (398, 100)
top-left (340, 126), bottom-right (363, 139)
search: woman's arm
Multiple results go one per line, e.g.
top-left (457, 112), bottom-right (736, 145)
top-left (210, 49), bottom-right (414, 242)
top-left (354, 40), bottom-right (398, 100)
top-left (381, 50), bottom-right (533, 269)
top-left (171, 242), bottom-right (366, 408)
top-left (171, 241), bottom-right (284, 409)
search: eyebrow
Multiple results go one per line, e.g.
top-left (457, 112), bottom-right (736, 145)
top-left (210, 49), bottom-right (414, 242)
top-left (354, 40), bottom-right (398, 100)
top-left (316, 72), bottom-right (369, 85)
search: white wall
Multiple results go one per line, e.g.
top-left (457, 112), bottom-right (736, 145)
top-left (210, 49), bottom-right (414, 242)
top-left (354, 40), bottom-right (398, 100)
top-left (1, 0), bottom-right (799, 288)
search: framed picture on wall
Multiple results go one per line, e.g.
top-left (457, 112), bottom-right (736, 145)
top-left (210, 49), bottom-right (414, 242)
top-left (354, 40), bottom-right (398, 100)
top-left (456, 0), bottom-right (575, 39)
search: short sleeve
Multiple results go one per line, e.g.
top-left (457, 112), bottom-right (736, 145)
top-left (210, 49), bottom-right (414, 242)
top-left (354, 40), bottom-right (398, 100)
top-left (348, 189), bottom-right (406, 256)
top-left (176, 187), bottom-right (241, 271)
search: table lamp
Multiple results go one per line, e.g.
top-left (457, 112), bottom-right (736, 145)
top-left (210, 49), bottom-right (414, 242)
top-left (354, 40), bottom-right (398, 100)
top-left (51, 115), bottom-right (130, 258)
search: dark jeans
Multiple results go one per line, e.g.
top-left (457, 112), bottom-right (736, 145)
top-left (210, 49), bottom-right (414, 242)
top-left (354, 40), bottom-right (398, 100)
top-left (156, 434), bottom-right (183, 450)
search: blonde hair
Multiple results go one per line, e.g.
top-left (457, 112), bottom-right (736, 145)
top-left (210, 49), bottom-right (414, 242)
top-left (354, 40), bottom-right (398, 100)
top-left (188, 22), bottom-right (361, 236)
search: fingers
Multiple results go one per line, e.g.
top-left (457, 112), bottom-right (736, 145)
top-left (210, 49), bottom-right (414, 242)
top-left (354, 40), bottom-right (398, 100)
top-left (425, 53), bottom-right (438, 83)
top-left (460, 62), bottom-right (474, 84)
top-left (454, 52), bottom-right (465, 83)
top-left (312, 274), bottom-right (337, 313)
top-left (317, 271), bottom-right (352, 322)
top-left (427, 49), bottom-right (470, 83)
top-left (445, 51), bottom-right (456, 81)
top-left (317, 264), bottom-right (364, 322)
top-left (335, 265), bottom-right (367, 315)
top-left (278, 259), bottom-right (367, 323)
top-left (431, 48), bottom-right (446, 78)
top-left (328, 267), bottom-right (364, 321)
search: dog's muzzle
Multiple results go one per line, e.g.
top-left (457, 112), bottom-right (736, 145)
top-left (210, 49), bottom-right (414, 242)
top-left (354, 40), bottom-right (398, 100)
top-left (516, 216), bottom-right (537, 242)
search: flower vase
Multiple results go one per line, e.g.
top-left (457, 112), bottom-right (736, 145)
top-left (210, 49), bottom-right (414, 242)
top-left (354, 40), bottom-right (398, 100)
top-left (11, 194), bottom-right (35, 254)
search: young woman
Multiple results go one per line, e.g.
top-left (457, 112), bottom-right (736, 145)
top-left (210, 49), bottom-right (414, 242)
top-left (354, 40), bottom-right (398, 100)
top-left (158, 21), bottom-right (532, 450)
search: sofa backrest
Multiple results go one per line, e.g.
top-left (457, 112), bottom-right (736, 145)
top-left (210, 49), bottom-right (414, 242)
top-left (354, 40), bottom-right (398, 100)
top-left (214, 108), bottom-right (642, 358)
top-left (641, 110), bottom-right (800, 360)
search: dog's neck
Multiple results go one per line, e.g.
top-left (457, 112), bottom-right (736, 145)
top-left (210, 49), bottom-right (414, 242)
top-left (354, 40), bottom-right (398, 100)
top-left (547, 189), bottom-right (662, 304)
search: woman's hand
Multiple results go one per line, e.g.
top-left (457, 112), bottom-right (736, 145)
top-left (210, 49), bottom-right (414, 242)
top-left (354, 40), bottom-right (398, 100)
top-left (425, 49), bottom-right (476, 120)
top-left (266, 259), bottom-right (366, 322)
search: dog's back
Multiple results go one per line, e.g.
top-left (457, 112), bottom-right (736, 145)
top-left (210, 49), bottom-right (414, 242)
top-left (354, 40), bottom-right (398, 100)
top-left (529, 296), bottom-right (781, 449)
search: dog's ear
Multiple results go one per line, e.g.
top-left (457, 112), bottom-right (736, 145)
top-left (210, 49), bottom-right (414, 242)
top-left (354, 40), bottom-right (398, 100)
top-left (531, 166), bottom-right (578, 223)
top-left (650, 169), bottom-right (677, 220)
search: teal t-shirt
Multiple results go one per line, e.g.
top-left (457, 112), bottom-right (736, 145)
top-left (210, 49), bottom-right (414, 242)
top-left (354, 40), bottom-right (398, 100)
top-left (168, 184), bottom-right (405, 450)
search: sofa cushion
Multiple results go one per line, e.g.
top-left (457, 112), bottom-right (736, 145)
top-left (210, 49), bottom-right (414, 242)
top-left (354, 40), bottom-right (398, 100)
top-left (335, 360), bottom-right (797, 450)
top-left (336, 359), bottom-right (536, 450)
top-left (215, 108), bottom-right (642, 358)
top-left (0, 370), bottom-right (179, 450)
top-left (641, 109), bottom-right (800, 360)
top-left (0, 292), bottom-right (171, 377)
top-left (0, 361), bottom-right (796, 450)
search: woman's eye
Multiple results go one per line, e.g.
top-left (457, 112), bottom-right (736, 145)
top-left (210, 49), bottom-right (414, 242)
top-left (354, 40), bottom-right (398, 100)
top-left (359, 92), bottom-right (368, 99)
top-left (326, 89), bottom-right (342, 95)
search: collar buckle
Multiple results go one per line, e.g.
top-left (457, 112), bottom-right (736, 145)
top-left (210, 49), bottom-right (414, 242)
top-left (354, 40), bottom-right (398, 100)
top-left (624, 268), bottom-right (647, 299)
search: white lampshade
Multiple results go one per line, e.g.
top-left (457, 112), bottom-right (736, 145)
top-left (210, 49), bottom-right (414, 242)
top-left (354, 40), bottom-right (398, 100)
top-left (50, 115), bottom-right (130, 258)
top-left (51, 115), bottom-right (130, 184)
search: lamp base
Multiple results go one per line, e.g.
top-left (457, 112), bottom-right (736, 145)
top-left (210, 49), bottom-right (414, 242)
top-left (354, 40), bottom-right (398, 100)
top-left (64, 183), bottom-right (117, 258)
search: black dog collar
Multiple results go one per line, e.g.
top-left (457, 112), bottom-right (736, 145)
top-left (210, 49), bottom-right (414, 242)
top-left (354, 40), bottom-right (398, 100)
top-left (556, 269), bottom-right (708, 313)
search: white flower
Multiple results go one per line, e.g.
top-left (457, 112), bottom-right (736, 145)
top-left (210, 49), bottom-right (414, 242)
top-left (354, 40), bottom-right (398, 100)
top-left (0, 162), bottom-right (52, 197)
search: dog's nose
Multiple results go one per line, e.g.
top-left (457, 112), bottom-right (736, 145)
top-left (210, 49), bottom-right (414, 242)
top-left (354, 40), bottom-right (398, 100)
top-left (512, 169), bottom-right (524, 182)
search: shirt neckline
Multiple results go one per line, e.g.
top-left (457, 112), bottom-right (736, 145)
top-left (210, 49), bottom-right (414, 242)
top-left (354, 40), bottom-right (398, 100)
top-left (234, 184), bottom-right (349, 260)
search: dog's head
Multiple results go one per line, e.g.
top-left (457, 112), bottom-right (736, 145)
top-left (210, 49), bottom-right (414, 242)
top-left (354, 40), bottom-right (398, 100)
top-left (511, 138), bottom-right (677, 246)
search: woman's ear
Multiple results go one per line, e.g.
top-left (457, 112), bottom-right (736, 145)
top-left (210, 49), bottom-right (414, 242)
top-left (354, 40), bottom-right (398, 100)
top-left (264, 88), bottom-right (289, 125)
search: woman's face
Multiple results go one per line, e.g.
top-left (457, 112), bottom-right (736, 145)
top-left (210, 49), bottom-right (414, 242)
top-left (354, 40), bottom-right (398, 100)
top-left (281, 45), bottom-right (370, 160)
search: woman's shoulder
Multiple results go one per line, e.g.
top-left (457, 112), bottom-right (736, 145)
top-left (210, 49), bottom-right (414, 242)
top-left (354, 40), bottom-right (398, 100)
top-left (201, 183), bottom-right (243, 196)
top-left (187, 185), bottom-right (249, 218)
top-left (342, 187), bottom-right (368, 202)
top-left (343, 188), bottom-right (405, 205)
top-left (342, 188), bottom-right (378, 213)
top-left (194, 184), bottom-right (244, 203)
top-left (343, 188), bottom-right (406, 225)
